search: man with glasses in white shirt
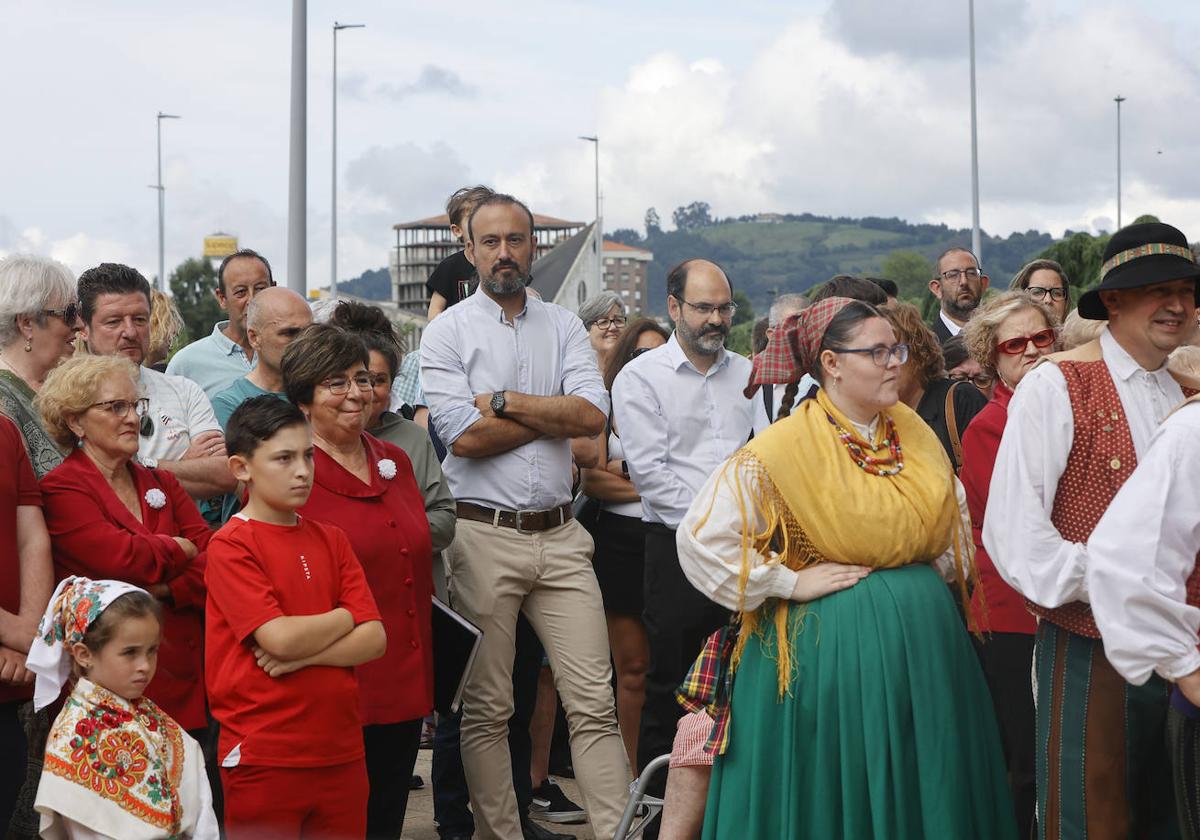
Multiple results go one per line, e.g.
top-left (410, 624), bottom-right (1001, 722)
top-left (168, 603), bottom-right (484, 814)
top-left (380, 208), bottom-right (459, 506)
top-left (930, 247), bottom-right (989, 344)
top-left (611, 258), bottom-right (753, 796)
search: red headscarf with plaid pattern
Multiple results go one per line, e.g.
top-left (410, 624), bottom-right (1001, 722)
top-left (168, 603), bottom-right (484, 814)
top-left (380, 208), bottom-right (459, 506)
top-left (744, 296), bottom-right (853, 398)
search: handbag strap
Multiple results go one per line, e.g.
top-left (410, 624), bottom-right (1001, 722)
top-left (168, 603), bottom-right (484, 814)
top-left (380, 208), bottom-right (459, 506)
top-left (944, 381), bottom-right (963, 472)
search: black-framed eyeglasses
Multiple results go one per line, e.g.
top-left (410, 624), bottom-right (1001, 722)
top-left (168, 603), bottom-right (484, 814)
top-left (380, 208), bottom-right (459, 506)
top-left (367, 373), bottom-right (391, 388)
top-left (831, 343), bottom-right (910, 367)
top-left (88, 398), bottom-right (150, 419)
top-left (672, 296), bottom-right (737, 318)
top-left (320, 374), bottom-right (373, 395)
top-left (1026, 286), bottom-right (1067, 302)
top-left (950, 372), bottom-right (995, 389)
top-left (939, 267), bottom-right (982, 283)
top-left (43, 301), bottom-right (80, 324)
top-left (590, 316), bottom-right (628, 331)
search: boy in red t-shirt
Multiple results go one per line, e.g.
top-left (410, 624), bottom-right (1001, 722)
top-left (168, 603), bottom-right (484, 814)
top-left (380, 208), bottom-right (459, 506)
top-left (206, 396), bottom-right (386, 839)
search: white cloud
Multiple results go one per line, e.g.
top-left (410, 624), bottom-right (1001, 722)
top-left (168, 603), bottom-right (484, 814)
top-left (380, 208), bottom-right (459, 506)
top-left (495, 2), bottom-right (1200, 246)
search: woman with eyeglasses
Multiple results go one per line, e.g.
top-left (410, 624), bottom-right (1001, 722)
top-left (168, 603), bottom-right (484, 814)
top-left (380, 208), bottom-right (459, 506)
top-left (1010, 258), bottom-right (1071, 322)
top-left (579, 291), bottom-right (628, 371)
top-left (0, 254), bottom-right (82, 477)
top-left (943, 335), bottom-right (996, 400)
top-left (35, 354), bottom-right (211, 735)
top-left (281, 324), bottom-right (434, 840)
top-left (676, 297), bottom-right (1016, 838)
top-left (880, 302), bottom-right (988, 472)
top-left (959, 291), bottom-right (1060, 840)
top-left (576, 317), bottom-right (669, 769)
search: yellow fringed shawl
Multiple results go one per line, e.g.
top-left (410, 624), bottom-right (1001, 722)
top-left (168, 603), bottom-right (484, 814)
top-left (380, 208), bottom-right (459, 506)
top-left (694, 388), bottom-right (975, 696)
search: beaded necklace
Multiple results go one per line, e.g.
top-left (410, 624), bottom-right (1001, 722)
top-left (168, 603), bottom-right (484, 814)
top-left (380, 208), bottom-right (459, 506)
top-left (824, 411), bottom-right (904, 476)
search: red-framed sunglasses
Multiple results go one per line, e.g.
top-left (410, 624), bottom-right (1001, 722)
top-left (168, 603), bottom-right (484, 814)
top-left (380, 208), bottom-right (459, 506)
top-left (996, 328), bottom-right (1056, 355)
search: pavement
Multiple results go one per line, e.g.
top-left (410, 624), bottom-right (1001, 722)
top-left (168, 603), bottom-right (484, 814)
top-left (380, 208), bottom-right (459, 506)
top-left (403, 750), bottom-right (598, 840)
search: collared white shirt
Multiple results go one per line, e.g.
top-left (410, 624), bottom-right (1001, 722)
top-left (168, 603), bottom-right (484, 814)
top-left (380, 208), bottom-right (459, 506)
top-left (165, 321), bottom-right (255, 400)
top-left (419, 288), bottom-right (608, 511)
top-left (751, 375), bottom-right (816, 435)
top-left (611, 333), bottom-right (754, 529)
top-left (137, 367), bottom-right (223, 465)
top-left (983, 327), bottom-right (1185, 608)
top-left (1088, 400), bottom-right (1200, 686)
top-left (939, 310), bottom-right (963, 337)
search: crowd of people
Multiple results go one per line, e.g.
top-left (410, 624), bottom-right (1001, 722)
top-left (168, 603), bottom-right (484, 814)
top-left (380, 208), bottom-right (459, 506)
top-left (2, 183), bottom-right (1200, 840)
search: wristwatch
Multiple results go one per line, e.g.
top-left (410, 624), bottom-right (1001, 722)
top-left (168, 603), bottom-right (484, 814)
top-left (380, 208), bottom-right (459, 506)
top-left (490, 390), bottom-right (507, 418)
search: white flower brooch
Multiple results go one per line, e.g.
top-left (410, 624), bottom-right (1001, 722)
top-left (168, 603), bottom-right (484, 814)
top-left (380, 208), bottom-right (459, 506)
top-left (144, 488), bottom-right (167, 509)
top-left (377, 458), bottom-right (397, 480)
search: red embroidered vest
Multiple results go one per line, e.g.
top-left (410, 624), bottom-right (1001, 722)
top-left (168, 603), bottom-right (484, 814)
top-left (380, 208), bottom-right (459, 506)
top-left (1028, 359), bottom-right (1200, 637)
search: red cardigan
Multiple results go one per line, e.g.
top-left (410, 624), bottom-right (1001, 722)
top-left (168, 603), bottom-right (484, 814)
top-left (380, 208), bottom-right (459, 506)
top-left (960, 383), bottom-right (1037, 635)
top-left (40, 448), bottom-right (212, 729)
top-left (299, 433), bottom-right (434, 725)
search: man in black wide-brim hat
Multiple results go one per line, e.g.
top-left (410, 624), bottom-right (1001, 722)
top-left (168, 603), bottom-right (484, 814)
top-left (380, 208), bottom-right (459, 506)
top-left (985, 221), bottom-right (1200, 838)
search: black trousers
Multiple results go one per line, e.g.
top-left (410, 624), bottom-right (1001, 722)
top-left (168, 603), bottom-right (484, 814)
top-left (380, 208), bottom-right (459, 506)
top-left (364, 718), bottom-right (424, 840)
top-left (636, 523), bottom-right (729, 778)
top-left (1170, 695), bottom-right (1200, 840)
top-left (432, 613), bottom-right (542, 837)
top-left (1, 700), bottom-right (25, 837)
top-left (974, 632), bottom-right (1036, 840)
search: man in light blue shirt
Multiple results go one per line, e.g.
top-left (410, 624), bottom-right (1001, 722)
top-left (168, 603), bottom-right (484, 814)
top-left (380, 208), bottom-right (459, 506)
top-left (166, 249), bottom-right (274, 398)
top-left (611, 258), bottom-right (754, 784)
top-left (420, 194), bottom-right (630, 840)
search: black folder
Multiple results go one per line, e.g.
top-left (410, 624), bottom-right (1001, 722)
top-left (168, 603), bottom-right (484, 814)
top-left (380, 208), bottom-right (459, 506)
top-left (431, 596), bottom-right (483, 714)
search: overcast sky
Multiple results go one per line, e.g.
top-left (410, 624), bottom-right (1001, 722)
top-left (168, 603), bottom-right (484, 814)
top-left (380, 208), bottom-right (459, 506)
top-left (3, 0), bottom-right (1198, 290)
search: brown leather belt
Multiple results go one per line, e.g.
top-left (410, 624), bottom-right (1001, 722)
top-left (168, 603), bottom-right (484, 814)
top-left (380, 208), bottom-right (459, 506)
top-left (456, 502), bottom-right (573, 533)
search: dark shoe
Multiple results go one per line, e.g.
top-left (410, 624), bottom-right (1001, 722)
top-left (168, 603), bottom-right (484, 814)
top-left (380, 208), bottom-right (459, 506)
top-left (529, 779), bottom-right (586, 825)
top-left (521, 817), bottom-right (573, 840)
top-left (410, 774), bottom-right (424, 790)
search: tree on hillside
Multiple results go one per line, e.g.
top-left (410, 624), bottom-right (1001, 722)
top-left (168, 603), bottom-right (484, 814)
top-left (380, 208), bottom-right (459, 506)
top-left (732, 289), bottom-right (755, 327)
top-left (644, 207), bottom-right (662, 238)
top-left (1038, 231), bottom-right (1109, 292)
top-left (673, 201), bottom-right (713, 231)
top-left (169, 257), bottom-right (222, 344)
top-left (608, 228), bottom-right (643, 246)
top-left (880, 250), bottom-right (934, 301)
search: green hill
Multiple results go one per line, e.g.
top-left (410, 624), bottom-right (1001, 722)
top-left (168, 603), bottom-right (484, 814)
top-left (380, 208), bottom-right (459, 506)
top-left (616, 213), bottom-right (1055, 316)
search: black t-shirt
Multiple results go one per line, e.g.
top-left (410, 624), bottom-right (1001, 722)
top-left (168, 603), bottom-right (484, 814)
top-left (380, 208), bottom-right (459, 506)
top-left (426, 250), bottom-right (476, 308)
top-left (916, 376), bottom-right (988, 470)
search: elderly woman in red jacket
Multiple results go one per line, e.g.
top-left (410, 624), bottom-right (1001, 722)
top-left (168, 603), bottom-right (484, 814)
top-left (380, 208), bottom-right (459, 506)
top-left (281, 324), bottom-right (433, 840)
top-left (960, 290), bottom-right (1060, 840)
top-left (34, 354), bottom-right (210, 734)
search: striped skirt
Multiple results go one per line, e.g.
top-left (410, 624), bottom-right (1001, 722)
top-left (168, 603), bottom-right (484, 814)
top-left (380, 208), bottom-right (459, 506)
top-left (1034, 621), bottom-right (1179, 839)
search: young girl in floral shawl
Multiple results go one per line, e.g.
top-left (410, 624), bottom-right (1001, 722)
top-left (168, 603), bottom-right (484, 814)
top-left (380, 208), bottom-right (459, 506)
top-left (25, 576), bottom-right (217, 839)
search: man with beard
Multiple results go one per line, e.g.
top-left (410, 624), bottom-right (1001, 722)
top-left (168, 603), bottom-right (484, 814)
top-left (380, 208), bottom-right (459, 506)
top-left (420, 194), bottom-right (629, 840)
top-left (929, 247), bottom-right (989, 344)
top-left (611, 259), bottom-right (754, 810)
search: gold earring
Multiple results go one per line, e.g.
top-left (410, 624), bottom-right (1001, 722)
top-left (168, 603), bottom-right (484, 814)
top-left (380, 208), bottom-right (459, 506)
top-left (24, 338), bottom-right (32, 352)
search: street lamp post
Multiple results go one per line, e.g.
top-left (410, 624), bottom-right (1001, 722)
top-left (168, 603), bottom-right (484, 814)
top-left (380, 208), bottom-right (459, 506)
top-left (332, 22), bottom-right (365, 302)
top-left (152, 112), bottom-right (181, 292)
top-left (1115, 95), bottom-right (1126, 230)
top-left (968, 0), bottom-right (981, 263)
top-left (287, 0), bottom-right (307, 294)
top-left (579, 136), bottom-right (602, 293)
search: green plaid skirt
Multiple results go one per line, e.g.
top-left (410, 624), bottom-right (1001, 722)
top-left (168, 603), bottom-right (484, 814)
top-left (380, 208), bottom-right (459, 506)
top-left (702, 564), bottom-right (1017, 839)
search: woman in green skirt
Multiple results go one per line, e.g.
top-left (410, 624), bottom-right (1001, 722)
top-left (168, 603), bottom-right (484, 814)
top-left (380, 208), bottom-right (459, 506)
top-left (677, 297), bottom-right (1017, 839)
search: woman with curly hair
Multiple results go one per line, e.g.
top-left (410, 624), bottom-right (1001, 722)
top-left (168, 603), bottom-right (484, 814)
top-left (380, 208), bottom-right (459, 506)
top-left (880, 301), bottom-right (987, 471)
top-left (958, 291), bottom-right (1059, 839)
top-left (36, 354), bottom-right (211, 734)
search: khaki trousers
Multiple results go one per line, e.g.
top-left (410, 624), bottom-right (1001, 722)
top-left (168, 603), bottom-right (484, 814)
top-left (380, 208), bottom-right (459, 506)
top-left (446, 518), bottom-right (631, 840)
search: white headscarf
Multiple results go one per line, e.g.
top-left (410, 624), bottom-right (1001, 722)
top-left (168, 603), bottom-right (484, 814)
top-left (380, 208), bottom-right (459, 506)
top-left (26, 576), bottom-right (148, 711)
